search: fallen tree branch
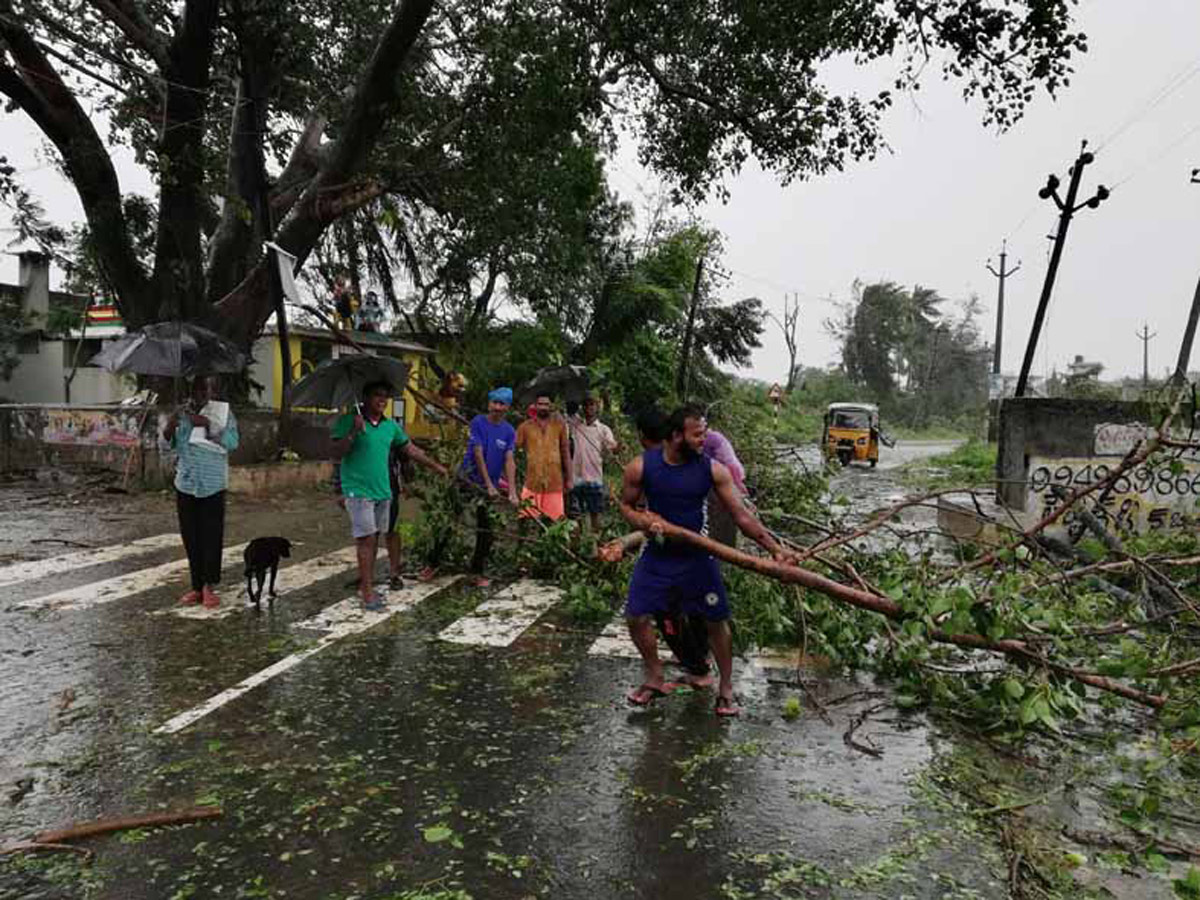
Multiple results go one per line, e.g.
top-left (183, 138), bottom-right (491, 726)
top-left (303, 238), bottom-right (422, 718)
top-left (34, 807), bottom-right (223, 844)
top-left (844, 702), bottom-right (886, 758)
top-left (639, 519), bottom-right (1168, 708)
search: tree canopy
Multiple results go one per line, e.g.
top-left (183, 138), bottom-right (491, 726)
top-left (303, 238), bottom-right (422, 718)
top-left (827, 280), bottom-right (990, 427)
top-left (0, 0), bottom-right (1086, 344)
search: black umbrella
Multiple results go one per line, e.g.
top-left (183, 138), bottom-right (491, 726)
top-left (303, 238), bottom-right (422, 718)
top-left (516, 364), bottom-right (591, 407)
top-left (289, 354), bottom-right (411, 410)
top-left (89, 322), bottom-right (246, 377)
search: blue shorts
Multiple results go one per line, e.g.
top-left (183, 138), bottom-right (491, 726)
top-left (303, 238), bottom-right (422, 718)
top-left (626, 552), bottom-right (730, 622)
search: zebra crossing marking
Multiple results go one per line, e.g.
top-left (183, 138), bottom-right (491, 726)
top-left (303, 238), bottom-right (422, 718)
top-left (13, 544), bottom-right (249, 612)
top-left (163, 546), bottom-right (359, 620)
top-left (155, 576), bottom-right (460, 735)
top-left (0, 533), bottom-right (179, 591)
top-left (438, 579), bottom-right (561, 647)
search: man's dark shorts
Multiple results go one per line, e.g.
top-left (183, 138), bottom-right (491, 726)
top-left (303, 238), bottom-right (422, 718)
top-left (571, 482), bottom-right (606, 515)
top-left (626, 551), bottom-right (730, 622)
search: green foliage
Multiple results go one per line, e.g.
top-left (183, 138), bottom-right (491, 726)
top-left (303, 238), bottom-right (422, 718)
top-left (4, 1), bottom-right (1084, 333)
top-left (827, 282), bottom-right (989, 432)
top-left (0, 288), bottom-right (36, 382)
top-left (780, 696), bottom-right (802, 721)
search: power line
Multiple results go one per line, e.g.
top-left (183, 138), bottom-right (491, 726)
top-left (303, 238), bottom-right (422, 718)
top-left (1110, 117), bottom-right (1200, 190)
top-left (1095, 52), bottom-right (1200, 152)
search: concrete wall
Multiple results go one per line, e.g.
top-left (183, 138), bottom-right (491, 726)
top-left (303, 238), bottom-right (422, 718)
top-left (1, 340), bottom-right (66, 404)
top-left (2, 339), bottom-right (131, 405)
top-left (996, 398), bottom-right (1153, 510)
top-left (0, 404), bottom-right (343, 490)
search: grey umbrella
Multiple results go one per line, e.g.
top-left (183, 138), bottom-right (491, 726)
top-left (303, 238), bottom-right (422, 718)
top-left (516, 364), bottom-right (591, 407)
top-left (289, 354), bottom-right (411, 410)
top-left (89, 322), bottom-right (246, 377)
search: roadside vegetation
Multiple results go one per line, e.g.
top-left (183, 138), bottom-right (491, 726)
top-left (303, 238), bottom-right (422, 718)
top-left (901, 440), bottom-right (998, 490)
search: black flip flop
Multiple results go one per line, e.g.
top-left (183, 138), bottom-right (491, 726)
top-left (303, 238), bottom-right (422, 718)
top-left (627, 684), bottom-right (671, 706)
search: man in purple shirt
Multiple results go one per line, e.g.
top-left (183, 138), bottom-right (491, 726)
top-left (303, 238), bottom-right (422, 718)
top-left (703, 429), bottom-right (746, 493)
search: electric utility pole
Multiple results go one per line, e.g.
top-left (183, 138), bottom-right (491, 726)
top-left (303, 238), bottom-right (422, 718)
top-left (1136, 323), bottom-right (1157, 388)
top-left (986, 241), bottom-right (1020, 375)
top-left (1172, 167), bottom-right (1200, 385)
top-left (1015, 141), bottom-right (1111, 398)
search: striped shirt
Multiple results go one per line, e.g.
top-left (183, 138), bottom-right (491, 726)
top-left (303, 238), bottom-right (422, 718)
top-left (172, 412), bottom-right (239, 498)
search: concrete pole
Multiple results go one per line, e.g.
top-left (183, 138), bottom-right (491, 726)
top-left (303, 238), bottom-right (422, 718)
top-left (1172, 169), bottom-right (1200, 384)
top-left (1137, 323), bottom-right (1156, 388)
top-left (1016, 142), bottom-right (1109, 398)
top-left (987, 242), bottom-right (1021, 375)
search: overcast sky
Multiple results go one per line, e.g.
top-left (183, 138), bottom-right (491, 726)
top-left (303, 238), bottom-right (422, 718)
top-left (5, 1), bottom-right (1200, 385)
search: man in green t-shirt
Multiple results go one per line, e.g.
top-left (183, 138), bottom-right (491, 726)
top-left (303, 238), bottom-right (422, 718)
top-left (332, 380), bottom-right (448, 609)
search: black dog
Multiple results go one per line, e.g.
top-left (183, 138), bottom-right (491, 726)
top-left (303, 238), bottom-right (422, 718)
top-left (243, 537), bottom-right (291, 610)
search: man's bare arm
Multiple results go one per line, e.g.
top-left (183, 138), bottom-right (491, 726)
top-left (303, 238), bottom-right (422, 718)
top-left (560, 427), bottom-right (573, 492)
top-left (404, 442), bottom-right (449, 478)
top-left (473, 444), bottom-right (496, 494)
top-left (618, 457), bottom-right (656, 531)
top-left (712, 461), bottom-right (790, 561)
top-left (504, 451), bottom-right (518, 504)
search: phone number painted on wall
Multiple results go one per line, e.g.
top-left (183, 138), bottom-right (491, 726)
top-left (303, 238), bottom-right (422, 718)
top-left (1027, 456), bottom-right (1200, 535)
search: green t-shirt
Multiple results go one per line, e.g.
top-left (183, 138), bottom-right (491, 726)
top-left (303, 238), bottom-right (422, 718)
top-left (332, 413), bottom-right (409, 500)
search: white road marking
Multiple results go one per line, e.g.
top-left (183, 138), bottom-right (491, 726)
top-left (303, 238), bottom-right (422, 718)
top-left (163, 546), bottom-right (359, 620)
top-left (438, 579), bottom-right (561, 648)
top-left (154, 576), bottom-right (460, 735)
top-left (587, 617), bottom-right (802, 673)
top-left (588, 617), bottom-right (641, 659)
top-left (13, 544), bottom-right (249, 612)
top-left (0, 534), bottom-right (180, 591)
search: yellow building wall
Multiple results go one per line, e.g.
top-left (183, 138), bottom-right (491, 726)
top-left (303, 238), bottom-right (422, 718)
top-left (266, 336), bottom-right (446, 441)
top-left (272, 335), bottom-right (303, 409)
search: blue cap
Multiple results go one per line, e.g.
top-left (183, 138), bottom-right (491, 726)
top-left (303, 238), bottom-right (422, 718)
top-left (488, 387), bottom-right (513, 406)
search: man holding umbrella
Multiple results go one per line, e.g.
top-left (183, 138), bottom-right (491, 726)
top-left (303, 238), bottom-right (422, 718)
top-left (332, 380), bottom-right (449, 610)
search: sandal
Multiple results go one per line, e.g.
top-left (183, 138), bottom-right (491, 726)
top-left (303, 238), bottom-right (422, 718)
top-left (665, 674), bottom-right (714, 692)
top-left (715, 695), bottom-right (741, 718)
top-left (627, 683), bottom-right (672, 706)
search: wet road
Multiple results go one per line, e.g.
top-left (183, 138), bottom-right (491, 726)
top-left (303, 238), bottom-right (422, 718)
top-left (0, 449), bottom-right (1018, 900)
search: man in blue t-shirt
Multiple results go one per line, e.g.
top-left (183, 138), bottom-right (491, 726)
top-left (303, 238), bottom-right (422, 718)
top-left (421, 386), bottom-right (517, 588)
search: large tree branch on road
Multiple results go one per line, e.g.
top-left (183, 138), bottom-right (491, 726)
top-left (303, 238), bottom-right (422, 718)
top-left (640, 518), bottom-right (1167, 709)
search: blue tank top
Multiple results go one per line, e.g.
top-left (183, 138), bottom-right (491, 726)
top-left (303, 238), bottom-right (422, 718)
top-left (641, 447), bottom-right (712, 556)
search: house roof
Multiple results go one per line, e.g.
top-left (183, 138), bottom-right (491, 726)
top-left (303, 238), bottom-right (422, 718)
top-left (260, 323), bottom-right (434, 355)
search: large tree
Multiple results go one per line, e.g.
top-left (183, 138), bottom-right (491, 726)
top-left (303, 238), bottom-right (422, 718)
top-left (0, 0), bottom-right (1085, 344)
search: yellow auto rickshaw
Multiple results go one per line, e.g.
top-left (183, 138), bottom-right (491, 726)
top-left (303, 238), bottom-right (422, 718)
top-left (822, 402), bottom-right (881, 468)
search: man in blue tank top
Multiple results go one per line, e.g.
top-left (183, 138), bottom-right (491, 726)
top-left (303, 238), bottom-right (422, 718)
top-left (620, 405), bottom-right (793, 716)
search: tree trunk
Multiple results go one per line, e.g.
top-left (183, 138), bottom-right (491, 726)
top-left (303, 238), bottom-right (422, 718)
top-left (675, 249), bottom-right (706, 397)
top-left (149, 0), bottom-right (221, 323)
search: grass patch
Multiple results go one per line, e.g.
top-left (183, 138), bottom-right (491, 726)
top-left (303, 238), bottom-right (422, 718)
top-left (902, 439), bottom-right (996, 489)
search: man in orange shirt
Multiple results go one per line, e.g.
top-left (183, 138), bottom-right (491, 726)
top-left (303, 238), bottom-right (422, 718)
top-left (515, 394), bottom-right (572, 519)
